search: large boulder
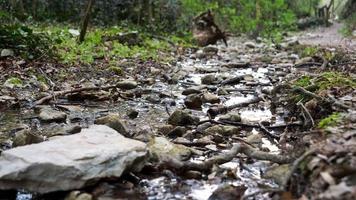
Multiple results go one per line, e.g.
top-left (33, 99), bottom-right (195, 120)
top-left (0, 125), bottom-right (148, 193)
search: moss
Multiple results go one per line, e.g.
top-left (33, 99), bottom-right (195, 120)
top-left (5, 77), bottom-right (23, 86)
top-left (294, 75), bottom-right (312, 87)
top-left (318, 112), bottom-right (341, 129)
top-left (108, 66), bottom-right (124, 76)
top-left (316, 72), bottom-right (356, 90)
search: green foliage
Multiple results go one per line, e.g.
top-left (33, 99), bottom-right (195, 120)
top-left (318, 112), bottom-right (341, 129)
top-left (180, 0), bottom-right (296, 37)
top-left (44, 26), bottom-right (173, 64)
top-left (301, 46), bottom-right (319, 57)
top-left (295, 75), bottom-right (312, 87)
top-left (0, 24), bottom-right (54, 59)
top-left (340, 13), bottom-right (356, 37)
top-left (4, 77), bottom-right (23, 87)
top-left (316, 72), bottom-right (356, 90)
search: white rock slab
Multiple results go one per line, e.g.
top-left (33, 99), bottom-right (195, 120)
top-left (0, 125), bottom-right (148, 193)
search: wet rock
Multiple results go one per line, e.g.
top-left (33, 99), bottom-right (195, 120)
top-left (221, 62), bottom-right (250, 68)
top-left (168, 109), bottom-right (200, 126)
top-left (208, 184), bottom-right (247, 200)
top-left (244, 41), bottom-right (256, 48)
top-left (12, 129), bottom-right (44, 147)
top-left (38, 107), bottom-right (67, 123)
top-left (204, 125), bottom-right (240, 136)
top-left (156, 124), bottom-right (175, 135)
top-left (217, 88), bottom-right (228, 95)
top-left (183, 170), bottom-right (202, 179)
top-left (182, 86), bottom-right (205, 95)
top-left (196, 122), bottom-right (212, 133)
top-left (219, 113), bottom-right (241, 122)
top-left (202, 93), bottom-right (220, 104)
top-left (166, 126), bottom-right (186, 138)
top-left (245, 133), bottom-right (263, 146)
top-left (1, 49), bottom-right (14, 57)
top-left (127, 109), bottom-right (139, 119)
top-left (65, 191), bottom-right (93, 200)
top-left (149, 136), bottom-right (192, 161)
top-left (94, 114), bottom-right (129, 137)
top-left (117, 80), bottom-right (138, 90)
top-left (203, 46), bottom-right (219, 55)
top-left (145, 94), bottom-right (161, 104)
top-left (0, 125), bottom-right (148, 193)
top-left (263, 164), bottom-right (291, 185)
top-left (201, 74), bottom-right (217, 85)
top-left (295, 56), bottom-right (313, 66)
top-left (184, 94), bottom-right (203, 110)
top-left (44, 124), bottom-right (82, 137)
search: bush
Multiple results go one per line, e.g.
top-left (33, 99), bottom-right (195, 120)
top-left (0, 24), bottom-right (54, 59)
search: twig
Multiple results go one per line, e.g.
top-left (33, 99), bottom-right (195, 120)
top-left (161, 142), bottom-right (294, 173)
top-left (297, 101), bottom-right (315, 127)
top-left (33, 85), bottom-right (118, 106)
top-left (258, 121), bottom-right (280, 141)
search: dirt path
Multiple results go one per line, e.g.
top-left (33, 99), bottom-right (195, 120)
top-left (298, 22), bottom-right (356, 51)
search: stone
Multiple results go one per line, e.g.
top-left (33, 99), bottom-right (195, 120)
top-left (208, 185), bottom-right (247, 200)
top-left (166, 126), bottom-right (186, 138)
top-left (0, 125), bottom-right (148, 193)
top-left (244, 41), bottom-right (256, 48)
top-left (43, 124), bottom-right (82, 137)
top-left (217, 88), bottom-right (228, 95)
top-left (201, 74), bottom-right (217, 85)
top-left (65, 191), bottom-right (93, 200)
top-left (203, 46), bottom-right (219, 55)
top-left (148, 137), bottom-right (191, 161)
top-left (204, 125), bottom-right (240, 136)
top-left (12, 129), bottom-right (44, 147)
top-left (117, 80), bottom-right (138, 90)
top-left (295, 56), bottom-right (313, 66)
top-left (182, 86), bottom-right (205, 95)
top-left (156, 124), bottom-right (175, 135)
top-left (94, 114), bottom-right (129, 137)
top-left (184, 94), bottom-right (203, 110)
top-left (1, 49), bottom-right (14, 57)
top-left (219, 113), bottom-right (241, 122)
top-left (127, 109), bottom-right (139, 119)
top-left (168, 109), bottom-right (200, 126)
top-left (38, 107), bottom-right (67, 123)
top-left (263, 164), bottom-right (291, 185)
top-left (201, 93), bottom-right (220, 104)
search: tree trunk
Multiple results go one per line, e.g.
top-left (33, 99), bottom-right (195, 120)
top-left (79, 0), bottom-right (95, 43)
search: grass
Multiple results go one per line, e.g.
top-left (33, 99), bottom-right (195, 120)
top-left (37, 25), bottom-right (192, 65)
top-left (318, 112), bottom-right (341, 129)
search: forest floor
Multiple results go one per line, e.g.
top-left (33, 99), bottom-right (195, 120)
top-left (0, 24), bottom-right (355, 200)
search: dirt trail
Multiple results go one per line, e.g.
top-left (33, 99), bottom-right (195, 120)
top-left (298, 22), bottom-right (356, 51)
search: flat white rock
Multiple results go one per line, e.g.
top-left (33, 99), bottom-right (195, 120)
top-left (0, 125), bottom-right (148, 193)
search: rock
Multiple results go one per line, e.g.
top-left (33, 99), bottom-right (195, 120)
top-left (217, 88), bottom-right (228, 95)
top-left (201, 93), bottom-right (220, 104)
top-left (12, 129), bottom-right (44, 147)
top-left (145, 94), bottom-right (160, 104)
top-left (208, 184), bottom-right (247, 200)
top-left (148, 137), bottom-right (191, 161)
top-left (127, 109), bottom-right (139, 119)
top-left (166, 126), bottom-right (186, 138)
top-left (1, 49), bottom-right (14, 57)
top-left (184, 94), bottom-right (203, 110)
top-left (244, 41), bottom-right (256, 48)
top-left (203, 46), bottom-right (219, 55)
top-left (0, 125), bottom-right (148, 193)
top-left (38, 107), bottom-right (67, 123)
top-left (168, 109), bottom-right (200, 126)
top-left (201, 74), bottom-right (217, 85)
top-left (43, 124), bottom-right (82, 137)
top-left (65, 191), bottom-right (93, 200)
top-left (204, 125), bottom-right (240, 136)
top-left (156, 124), bottom-right (175, 135)
top-left (94, 114), bottom-right (129, 137)
top-left (117, 80), bottom-right (138, 90)
top-left (295, 56), bottom-right (313, 66)
top-left (182, 86), bottom-right (205, 95)
top-left (263, 164), bottom-right (291, 185)
top-left (219, 113), bottom-right (241, 122)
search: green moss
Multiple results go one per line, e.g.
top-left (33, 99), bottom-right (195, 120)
top-left (318, 112), bottom-right (341, 129)
top-left (294, 75), bottom-right (312, 87)
top-left (108, 66), bottom-right (124, 76)
top-left (5, 77), bottom-right (23, 86)
top-left (316, 72), bottom-right (356, 90)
